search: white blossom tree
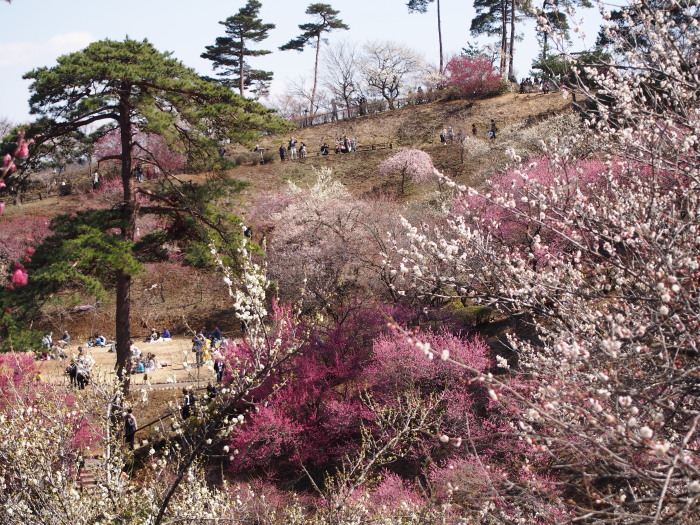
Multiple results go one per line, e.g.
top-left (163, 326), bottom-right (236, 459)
top-left (385, 1), bottom-right (700, 521)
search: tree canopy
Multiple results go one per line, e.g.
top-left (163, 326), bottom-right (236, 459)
top-left (17, 38), bottom-right (290, 380)
top-left (280, 3), bottom-right (349, 123)
top-left (201, 0), bottom-right (276, 98)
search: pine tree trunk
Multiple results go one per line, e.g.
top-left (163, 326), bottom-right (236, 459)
top-left (508, 0), bottom-right (516, 81)
top-left (116, 89), bottom-right (134, 388)
top-left (500, 0), bottom-right (508, 78)
top-left (310, 33), bottom-right (321, 125)
top-left (239, 37), bottom-right (245, 97)
top-left (437, 0), bottom-right (444, 74)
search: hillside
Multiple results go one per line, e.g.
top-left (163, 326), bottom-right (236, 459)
top-left (1, 91), bottom-right (573, 340)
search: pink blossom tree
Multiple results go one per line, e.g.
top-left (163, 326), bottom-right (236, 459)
top-left (377, 149), bottom-right (439, 195)
top-left (443, 55), bottom-right (500, 102)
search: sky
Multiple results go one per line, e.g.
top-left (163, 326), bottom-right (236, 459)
top-left (0, 0), bottom-right (604, 124)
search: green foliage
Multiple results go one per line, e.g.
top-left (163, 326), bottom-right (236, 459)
top-left (279, 3), bottom-right (349, 52)
top-left (201, 0), bottom-right (276, 97)
top-left (0, 209), bottom-right (142, 338)
top-left (24, 38), bottom-right (289, 155)
top-left (0, 310), bottom-right (42, 353)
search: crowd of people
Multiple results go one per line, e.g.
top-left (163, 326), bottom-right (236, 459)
top-left (519, 77), bottom-right (553, 94)
top-left (439, 118), bottom-right (500, 144)
top-left (278, 137), bottom-right (308, 161)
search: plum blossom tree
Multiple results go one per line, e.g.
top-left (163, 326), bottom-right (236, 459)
top-left (385, 1), bottom-right (700, 521)
top-left (443, 55), bottom-right (500, 103)
top-left (377, 148), bottom-right (439, 195)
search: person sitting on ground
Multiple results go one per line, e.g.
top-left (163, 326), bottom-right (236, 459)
top-left (130, 340), bottom-right (141, 358)
top-left (94, 333), bottom-right (107, 347)
top-left (211, 326), bottom-right (223, 343)
top-left (161, 328), bottom-right (171, 340)
top-left (146, 328), bottom-right (160, 342)
top-left (87, 336), bottom-right (96, 347)
top-left (145, 353), bottom-right (157, 372)
top-left (57, 330), bottom-right (70, 348)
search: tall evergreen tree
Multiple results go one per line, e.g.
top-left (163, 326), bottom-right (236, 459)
top-left (470, 0), bottom-right (515, 79)
top-left (201, 0), bottom-right (275, 98)
top-left (279, 3), bottom-right (349, 124)
top-left (406, 0), bottom-right (444, 74)
top-left (20, 38), bottom-right (289, 382)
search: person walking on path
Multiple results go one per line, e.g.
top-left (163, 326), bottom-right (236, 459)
top-left (124, 408), bottom-right (137, 449)
top-left (490, 119), bottom-right (498, 140)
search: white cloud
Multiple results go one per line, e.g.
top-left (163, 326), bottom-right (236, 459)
top-left (0, 32), bottom-right (96, 67)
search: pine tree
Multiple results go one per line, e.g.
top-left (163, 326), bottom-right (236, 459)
top-left (201, 0), bottom-right (275, 98)
top-left (21, 38), bottom-right (289, 382)
top-left (470, 0), bottom-right (514, 80)
top-left (279, 3), bottom-right (349, 124)
top-left (406, 0), bottom-right (444, 74)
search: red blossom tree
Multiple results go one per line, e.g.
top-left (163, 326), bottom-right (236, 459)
top-left (443, 55), bottom-right (500, 102)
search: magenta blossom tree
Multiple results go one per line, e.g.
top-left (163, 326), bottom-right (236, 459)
top-left (443, 55), bottom-right (500, 102)
top-left (377, 149), bottom-right (439, 195)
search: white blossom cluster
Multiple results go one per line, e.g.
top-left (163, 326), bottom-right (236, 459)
top-left (385, 1), bottom-right (700, 520)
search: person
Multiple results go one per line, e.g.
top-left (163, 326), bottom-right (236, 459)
top-left (145, 353), bottom-right (157, 372)
top-left (448, 127), bottom-right (454, 143)
top-left (299, 142), bottom-right (307, 159)
top-left (440, 129), bottom-right (447, 145)
top-left (130, 340), bottom-right (141, 358)
top-left (206, 382), bottom-right (218, 400)
top-left (124, 408), bottom-right (137, 449)
top-left (279, 144), bottom-right (286, 161)
top-left (320, 142), bottom-right (329, 155)
top-left (181, 387), bottom-right (198, 420)
top-left (192, 335), bottom-right (204, 366)
top-left (92, 171), bottom-right (100, 190)
top-left (288, 137), bottom-right (297, 160)
top-left (41, 332), bottom-right (53, 350)
top-left (214, 359), bottom-right (225, 383)
top-left (66, 359), bottom-right (78, 387)
top-left (75, 347), bottom-right (94, 389)
top-left (472, 123), bottom-right (478, 137)
top-left (253, 144), bottom-right (264, 163)
top-left (490, 119), bottom-right (498, 140)
top-left (58, 330), bottom-right (71, 348)
top-left (211, 327), bottom-right (223, 343)
top-left (147, 328), bottom-right (159, 342)
top-left (161, 328), bottom-right (171, 340)
top-left (94, 334), bottom-right (107, 347)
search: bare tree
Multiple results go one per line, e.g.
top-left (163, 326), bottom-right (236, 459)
top-left (322, 40), bottom-right (361, 119)
top-left (0, 117), bottom-right (15, 138)
top-left (361, 41), bottom-right (423, 110)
